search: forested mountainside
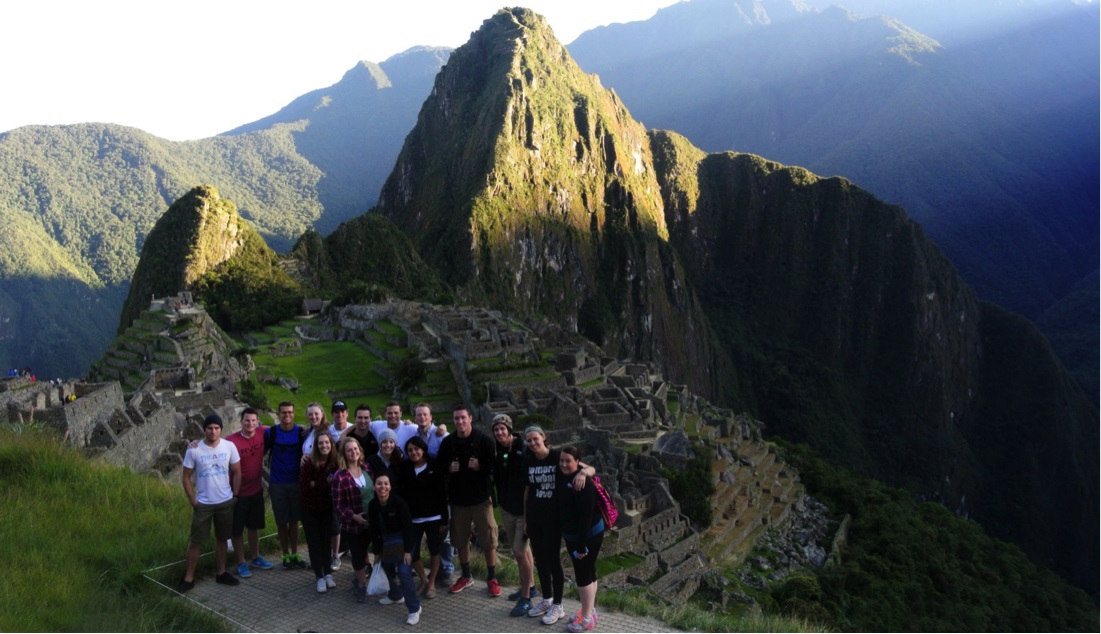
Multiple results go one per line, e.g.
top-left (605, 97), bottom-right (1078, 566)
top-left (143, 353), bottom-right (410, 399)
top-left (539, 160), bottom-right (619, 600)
top-left (0, 48), bottom-right (446, 378)
top-left (568, 0), bottom-right (1099, 392)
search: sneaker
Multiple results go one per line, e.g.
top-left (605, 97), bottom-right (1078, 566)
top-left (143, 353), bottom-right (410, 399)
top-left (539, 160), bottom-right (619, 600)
top-left (251, 556), bottom-right (274, 570)
top-left (380, 594), bottom-right (405, 605)
top-left (541, 602), bottom-right (566, 625)
top-left (566, 613), bottom-right (597, 632)
top-left (330, 554), bottom-right (341, 571)
top-left (236, 562), bottom-right (252, 578)
top-left (509, 598), bottom-right (533, 617)
top-left (448, 576), bottom-right (474, 594)
top-left (508, 586), bottom-right (539, 601)
top-left (316, 578), bottom-right (328, 593)
top-left (215, 572), bottom-right (240, 586)
top-left (528, 598), bottom-right (552, 617)
top-left (567, 609), bottom-right (584, 626)
top-left (281, 554), bottom-right (292, 570)
top-left (436, 573), bottom-right (453, 588)
top-left (292, 553), bottom-right (307, 569)
top-left (406, 607), bottom-right (422, 625)
top-left (324, 574), bottom-right (336, 589)
top-left (356, 584), bottom-right (368, 604)
top-left (487, 578), bottom-right (501, 597)
top-left (178, 578), bottom-right (195, 593)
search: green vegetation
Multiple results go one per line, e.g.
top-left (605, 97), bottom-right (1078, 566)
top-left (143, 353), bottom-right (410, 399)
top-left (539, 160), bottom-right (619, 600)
top-left (598, 586), bottom-right (824, 633)
top-left (663, 445), bottom-right (716, 528)
top-left (0, 427), bottom-right (227, 631)
top-left (249, 340), bottom-right (390, 411)
top-left (776, 442), bottom-right (1098, 631)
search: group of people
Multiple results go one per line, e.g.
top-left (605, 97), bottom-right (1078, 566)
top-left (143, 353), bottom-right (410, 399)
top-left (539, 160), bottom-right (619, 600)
top-left (180, 400), bottom-right (606, 631)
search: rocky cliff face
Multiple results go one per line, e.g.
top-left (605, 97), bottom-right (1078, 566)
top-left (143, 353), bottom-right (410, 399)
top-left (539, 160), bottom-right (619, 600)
top-left (367, 8), bottom-right (722, 393)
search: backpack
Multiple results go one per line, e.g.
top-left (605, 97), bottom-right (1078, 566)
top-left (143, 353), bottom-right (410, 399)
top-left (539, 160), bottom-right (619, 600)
top-left (591, 475), bottom-right (618, 530)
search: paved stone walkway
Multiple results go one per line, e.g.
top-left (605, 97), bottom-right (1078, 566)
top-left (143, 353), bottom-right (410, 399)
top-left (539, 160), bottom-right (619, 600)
top-left (153, 560), bottom-right (680, 633)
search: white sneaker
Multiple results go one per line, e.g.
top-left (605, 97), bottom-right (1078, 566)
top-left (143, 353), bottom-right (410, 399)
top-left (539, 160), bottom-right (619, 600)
top-left (324, 574), bottom-right (336, 589)
top-left (406, 607), bottom-right (422, 625)
top-left (541, 602), bottom-right (566, 625)
top-left (528, 598), bottom-right (552, 617)
top-left (316, 578), bottom-right (327, 593)
top-left (380, 595), bottom-right (405, 605)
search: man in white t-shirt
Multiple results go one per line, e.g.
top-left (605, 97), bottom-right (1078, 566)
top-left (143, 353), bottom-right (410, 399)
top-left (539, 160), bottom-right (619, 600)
top-left (369, 401), bottom-right (418, 453)
top-left (180, 413), bottom-right (242, 591)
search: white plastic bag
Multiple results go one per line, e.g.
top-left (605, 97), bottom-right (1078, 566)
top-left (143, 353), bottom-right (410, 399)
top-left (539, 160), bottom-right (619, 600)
top-left (366, 562), bottom-right (388, 596)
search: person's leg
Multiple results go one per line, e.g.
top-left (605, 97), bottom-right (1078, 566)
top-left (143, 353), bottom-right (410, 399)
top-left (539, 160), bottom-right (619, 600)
top-left (214, 538), bottom-right (229, 575)
top-left (396, 560), bottom-right (422, 614)
top-left (247, 528), bottom-right (260, 560)
top-left (184, 543), bottom-right (201, 582)
top-left (301, 511), bottom-right (325, 579)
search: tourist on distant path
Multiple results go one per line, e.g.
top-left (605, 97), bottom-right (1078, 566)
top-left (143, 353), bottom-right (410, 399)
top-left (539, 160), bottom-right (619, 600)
top-left (558, 445), bottom-right (604, 632)
top-left (225, 407), bottom-right (275, 577)
top-left (523, 425), bottom-right (594, 624)
top-left (302, 402), bottom-right (340, 456)
top-left (398, 435), bottom-right (448, 599)
top-left (332, 437), bottom-right (375, 603)
top-left (410, 402), bottom-right (453, 586)
top-left (435, 406), bottom-right (501, 596)
top-left (329, 401), bottom-right (351, 573)
top-left (265, 401), bottom-right (308, 569)
top-left (179, 413), bottom-right (241, 592)
top-left (366, 474), bottom-right (423, 625)
top-left (341, 403), bottom-right (379, 457)
top-left (300, 433), bottom-right (339, 593)
top-left (490, 414), bottom-right (539, 616)
top-left (367, 428), bottom-right (404, 489)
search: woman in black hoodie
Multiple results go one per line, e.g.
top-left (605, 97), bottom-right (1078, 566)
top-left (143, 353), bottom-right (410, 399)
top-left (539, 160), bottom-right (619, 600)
top-left (557, 446), bottom-right (604, 632)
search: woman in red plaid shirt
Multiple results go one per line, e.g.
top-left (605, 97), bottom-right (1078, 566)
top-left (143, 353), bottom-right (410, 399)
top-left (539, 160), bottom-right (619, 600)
top-left (331, 437), bottom-right (376, 602)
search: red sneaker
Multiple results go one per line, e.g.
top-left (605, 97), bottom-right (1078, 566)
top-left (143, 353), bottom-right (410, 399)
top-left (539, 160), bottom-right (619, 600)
top-left (487, 578), bottom-right (501, 597)
top-left (449, 576), bottom-right (474, 594)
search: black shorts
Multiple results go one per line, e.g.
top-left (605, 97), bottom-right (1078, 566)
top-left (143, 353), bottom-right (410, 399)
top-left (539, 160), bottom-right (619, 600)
top-left (233, 491), bottom-right (266, 536)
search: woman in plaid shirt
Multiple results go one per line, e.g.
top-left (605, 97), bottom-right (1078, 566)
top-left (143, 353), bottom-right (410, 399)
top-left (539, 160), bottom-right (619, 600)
top-left (331, 437), bottom-right (375, 603)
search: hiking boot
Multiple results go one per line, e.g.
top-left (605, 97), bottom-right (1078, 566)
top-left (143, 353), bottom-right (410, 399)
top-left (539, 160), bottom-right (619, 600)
top-left (251, 556), bottom-right (274, 570)
top-left (509, 597), bottom-right (533, 617)
top-left (448, 576), bottom-right (474, 594)
top-left (486, 578), bottom-right (501, 597)
top-left (541, 602), bottom-right (566, 625)
top-left (528, 598), bottom-right (552, 617)
top-left (215, 572), bottom-right (240, 586)
top-left (436, 573), bottom-right (453, 588)
top-left (508, 586), bottom-right (539, 601)
top-left (236, 562), bottom-right (252, 578)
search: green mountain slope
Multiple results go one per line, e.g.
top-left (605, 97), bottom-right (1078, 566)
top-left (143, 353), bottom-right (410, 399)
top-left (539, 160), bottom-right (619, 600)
top-left (118, 185), bottom-right (301, 334)
top-left (368, 8), bottom-right (724, 393)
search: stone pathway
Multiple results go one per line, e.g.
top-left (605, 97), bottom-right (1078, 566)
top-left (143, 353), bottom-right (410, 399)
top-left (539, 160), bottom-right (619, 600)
top-left (150, 560), bottom-right (680, 633)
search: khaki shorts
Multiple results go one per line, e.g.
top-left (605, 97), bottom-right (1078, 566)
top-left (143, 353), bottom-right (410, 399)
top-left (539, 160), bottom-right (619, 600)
top-left (500, 509), bottom-right (530, 555)
top-left (451, 499), bottom-right (497, 552)
top-left (190, 499), bottom-right (235, 545)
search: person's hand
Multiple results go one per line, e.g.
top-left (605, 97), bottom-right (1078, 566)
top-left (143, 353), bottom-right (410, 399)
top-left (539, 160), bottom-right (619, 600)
top-left (435, 424), bottom-right (447, 437)
top-left (355, 513), bottom-right (367, 525)
top-left (468, 456), bottom-right (480, 471)
top-left (187, 439), bottom-right (200, 449)
top-left (403, 553), bottom-right (412, 565)
top-left (572, 547), bottom-right (589, 559)
top-left (572, 472), bottom-right (588, 491)
top-left (450, 460), bottom-right (460, 473)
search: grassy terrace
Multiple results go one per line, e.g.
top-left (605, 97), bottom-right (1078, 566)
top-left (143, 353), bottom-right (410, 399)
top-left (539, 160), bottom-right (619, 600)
top-left (251, 341), bottom-right (390, 413)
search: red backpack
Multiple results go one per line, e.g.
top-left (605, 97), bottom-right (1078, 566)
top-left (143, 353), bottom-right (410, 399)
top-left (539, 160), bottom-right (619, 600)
top-left (591, 475), bottom-right (618, 530)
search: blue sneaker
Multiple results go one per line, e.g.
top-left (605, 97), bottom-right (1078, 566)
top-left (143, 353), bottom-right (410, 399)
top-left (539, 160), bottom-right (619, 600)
top-left (508, 586), bottom-right (539, 601)
top-left (236, 562), bottom-right (252, 578)
top-left (251, 556), bottom-right (274, 570)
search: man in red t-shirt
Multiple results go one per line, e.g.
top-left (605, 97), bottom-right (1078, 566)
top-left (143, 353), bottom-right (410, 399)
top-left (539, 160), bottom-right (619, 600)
top-left (225, 407), bottom-right (274, 577)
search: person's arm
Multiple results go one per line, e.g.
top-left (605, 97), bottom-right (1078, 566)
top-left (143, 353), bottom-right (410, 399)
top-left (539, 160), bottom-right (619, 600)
top-left (182, 465), bottom-right (197, 507)
top-left (230, 461), bottom-right (241, 497)
top-left (572, 461), bottom-right (596, 491)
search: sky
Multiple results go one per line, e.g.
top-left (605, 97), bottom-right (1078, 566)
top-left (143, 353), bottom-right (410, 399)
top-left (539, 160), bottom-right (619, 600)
top-left (2, 1), bottom-right (679, 141)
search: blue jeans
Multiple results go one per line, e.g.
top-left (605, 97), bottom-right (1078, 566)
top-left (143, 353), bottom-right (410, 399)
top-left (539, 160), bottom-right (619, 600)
top-left (382, 560), bottom-right (421, 614)
top-left (439, 529), bottom-right (454, 576)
